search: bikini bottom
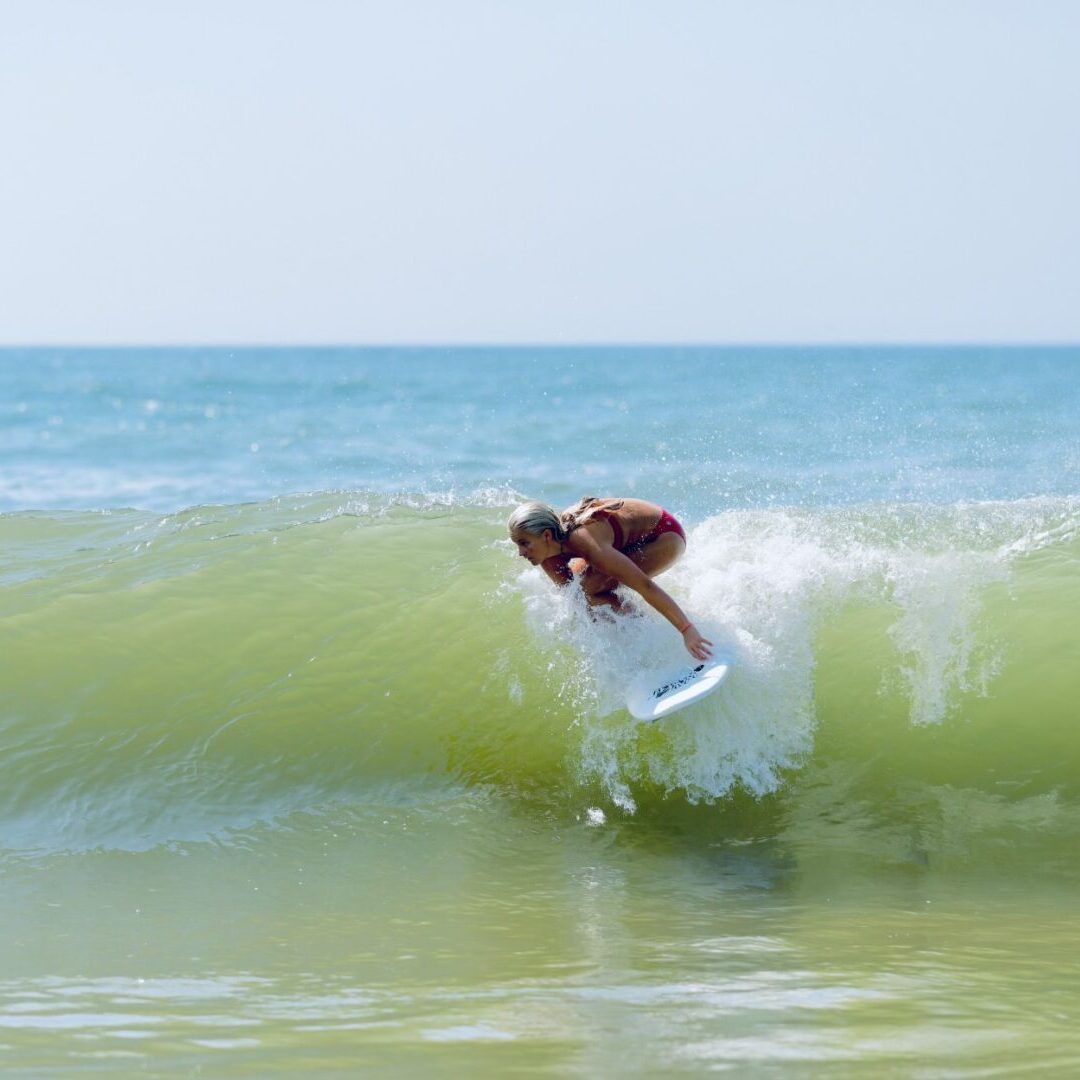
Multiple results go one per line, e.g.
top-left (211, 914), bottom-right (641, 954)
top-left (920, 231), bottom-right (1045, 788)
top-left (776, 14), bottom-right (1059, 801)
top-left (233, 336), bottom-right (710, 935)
top-left (624, 508), bottom-right (685, 552)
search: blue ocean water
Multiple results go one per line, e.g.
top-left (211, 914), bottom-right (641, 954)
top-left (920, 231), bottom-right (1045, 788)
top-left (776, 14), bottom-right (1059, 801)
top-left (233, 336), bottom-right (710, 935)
top-left (2, 346), bottom-right (1078, 514)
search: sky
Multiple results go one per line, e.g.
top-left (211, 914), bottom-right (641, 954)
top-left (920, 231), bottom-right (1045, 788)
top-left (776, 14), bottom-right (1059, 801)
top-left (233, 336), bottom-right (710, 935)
top-left (1, 0), bottom-right (1077, 345)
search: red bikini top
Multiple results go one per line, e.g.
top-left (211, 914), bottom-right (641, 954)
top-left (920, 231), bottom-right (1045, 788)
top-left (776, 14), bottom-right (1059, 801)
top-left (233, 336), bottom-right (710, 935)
top-left (583, 507), bottom-right (625, 549)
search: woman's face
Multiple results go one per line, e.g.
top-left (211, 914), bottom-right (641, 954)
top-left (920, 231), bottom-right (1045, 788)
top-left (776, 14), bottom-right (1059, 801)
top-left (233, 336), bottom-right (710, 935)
top-left (511, 528), bottom-right (560, 564)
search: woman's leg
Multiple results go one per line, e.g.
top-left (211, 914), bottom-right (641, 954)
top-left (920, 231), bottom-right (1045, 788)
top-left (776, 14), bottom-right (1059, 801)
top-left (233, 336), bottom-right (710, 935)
top-left (579, 532), bottom-right (686, 608)
top-left (627, 530), bottom-right (685, 577)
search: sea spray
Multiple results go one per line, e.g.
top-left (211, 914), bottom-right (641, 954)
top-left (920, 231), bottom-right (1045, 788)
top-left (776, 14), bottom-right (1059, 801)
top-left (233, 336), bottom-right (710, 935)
top-left (511, 497), bottom-right (1080, 808)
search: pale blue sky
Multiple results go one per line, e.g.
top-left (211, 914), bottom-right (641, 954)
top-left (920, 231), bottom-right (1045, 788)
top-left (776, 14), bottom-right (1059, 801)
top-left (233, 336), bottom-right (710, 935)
top-left (1, 0), bottom-right (1077, 344)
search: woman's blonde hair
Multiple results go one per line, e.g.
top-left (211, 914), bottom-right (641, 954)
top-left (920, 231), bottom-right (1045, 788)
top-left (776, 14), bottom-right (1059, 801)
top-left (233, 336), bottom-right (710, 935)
top-left (507, 501), bottom-right (568, 541)
top-left (507, 497), bottom-right (624, 540)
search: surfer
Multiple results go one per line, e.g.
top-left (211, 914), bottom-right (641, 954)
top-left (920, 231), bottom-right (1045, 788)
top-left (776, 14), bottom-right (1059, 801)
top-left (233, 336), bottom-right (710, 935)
top-left (508, 497), bottom-right (713, 660)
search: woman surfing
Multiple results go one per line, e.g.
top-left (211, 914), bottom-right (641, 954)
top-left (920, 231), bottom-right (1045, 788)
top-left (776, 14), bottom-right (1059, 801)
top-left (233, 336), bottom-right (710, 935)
top-left (508, 497), bottom-right (713, 660)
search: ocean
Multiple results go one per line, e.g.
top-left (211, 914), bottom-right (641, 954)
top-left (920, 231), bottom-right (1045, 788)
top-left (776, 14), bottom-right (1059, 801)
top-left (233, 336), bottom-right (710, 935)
top-left (2, 346), bottom-right (1079, 1076)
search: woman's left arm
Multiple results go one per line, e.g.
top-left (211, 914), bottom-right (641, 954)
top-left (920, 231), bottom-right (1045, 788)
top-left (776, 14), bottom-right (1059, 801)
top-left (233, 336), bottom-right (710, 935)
top-left (569, 532), bottom-right (713, 660)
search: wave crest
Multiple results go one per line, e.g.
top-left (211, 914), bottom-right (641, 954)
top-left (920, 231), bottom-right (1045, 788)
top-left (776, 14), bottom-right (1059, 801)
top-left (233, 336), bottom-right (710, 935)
top-left (2, 493), bottom-right (1079, 852)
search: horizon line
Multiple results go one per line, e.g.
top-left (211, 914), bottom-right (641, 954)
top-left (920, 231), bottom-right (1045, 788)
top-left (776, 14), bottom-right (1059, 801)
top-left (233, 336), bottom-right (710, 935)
top-left (2, 340), bottom-right (1079, 351)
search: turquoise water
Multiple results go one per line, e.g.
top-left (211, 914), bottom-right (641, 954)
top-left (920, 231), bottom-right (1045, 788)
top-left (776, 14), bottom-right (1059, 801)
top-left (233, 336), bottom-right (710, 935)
top-left (4, 347), bottom-right (1078, 512)
top-left (3, 347), bottom-right (1080, 1075)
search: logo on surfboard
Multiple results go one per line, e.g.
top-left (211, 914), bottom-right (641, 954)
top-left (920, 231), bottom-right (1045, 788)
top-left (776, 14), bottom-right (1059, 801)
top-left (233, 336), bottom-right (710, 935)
top-left (650, 663), bottom-right (707, 700)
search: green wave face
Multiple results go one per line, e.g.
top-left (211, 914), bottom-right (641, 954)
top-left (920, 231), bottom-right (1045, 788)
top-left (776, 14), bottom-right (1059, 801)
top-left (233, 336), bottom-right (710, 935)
top-left (2, 493), bottom-right (1079, 859)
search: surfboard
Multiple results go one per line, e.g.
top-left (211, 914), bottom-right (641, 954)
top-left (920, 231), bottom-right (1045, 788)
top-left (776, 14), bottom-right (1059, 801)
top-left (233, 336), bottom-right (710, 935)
top-left (625, 656), bottom-right (734, 722)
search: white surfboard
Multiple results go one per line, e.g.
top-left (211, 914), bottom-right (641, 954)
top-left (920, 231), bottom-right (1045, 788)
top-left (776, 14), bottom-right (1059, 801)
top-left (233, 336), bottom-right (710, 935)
top-left (626, 656), bottom-right (734, 722)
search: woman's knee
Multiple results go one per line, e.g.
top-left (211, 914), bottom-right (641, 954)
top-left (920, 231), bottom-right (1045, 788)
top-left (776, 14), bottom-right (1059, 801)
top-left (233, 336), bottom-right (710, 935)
top-left (581, 568), bottom-right (617, 599)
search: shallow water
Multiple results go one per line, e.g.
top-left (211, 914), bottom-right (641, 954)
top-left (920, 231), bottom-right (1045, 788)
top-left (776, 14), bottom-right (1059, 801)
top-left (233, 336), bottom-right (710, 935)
top-left (2, 347), bottom-right (1080, 1075)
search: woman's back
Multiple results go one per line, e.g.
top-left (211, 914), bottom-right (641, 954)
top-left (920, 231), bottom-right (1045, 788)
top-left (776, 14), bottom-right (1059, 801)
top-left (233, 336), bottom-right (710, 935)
top-left (564, 497), bottom-right (663, 551)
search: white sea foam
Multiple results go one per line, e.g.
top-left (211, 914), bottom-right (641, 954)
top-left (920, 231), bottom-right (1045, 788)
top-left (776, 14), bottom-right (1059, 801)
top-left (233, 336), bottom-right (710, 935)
top-left (515, 500), bottom-right (1080, 809)
top-left (0, 466), bottom-right (247, 512)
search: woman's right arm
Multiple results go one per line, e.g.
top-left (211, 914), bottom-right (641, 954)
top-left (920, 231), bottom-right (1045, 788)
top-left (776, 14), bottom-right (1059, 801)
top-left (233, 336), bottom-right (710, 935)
top-left (540, 555), bottom-right (574, 586)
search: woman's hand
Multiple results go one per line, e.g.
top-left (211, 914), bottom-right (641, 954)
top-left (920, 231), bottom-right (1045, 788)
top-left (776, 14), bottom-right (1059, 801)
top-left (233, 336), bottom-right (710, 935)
top-left (682, 624), bottom-right (714, 661)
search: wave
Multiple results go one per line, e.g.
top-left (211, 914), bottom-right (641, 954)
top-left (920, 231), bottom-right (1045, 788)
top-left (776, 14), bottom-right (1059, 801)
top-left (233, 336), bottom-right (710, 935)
top-left (2, 491), bottom-right (1079, 855)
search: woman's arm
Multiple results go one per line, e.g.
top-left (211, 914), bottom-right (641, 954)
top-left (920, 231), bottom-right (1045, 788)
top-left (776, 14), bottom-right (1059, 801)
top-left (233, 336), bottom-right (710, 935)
top-left (539, 554), bottom-right (574, 586)
top-left (567, 531), bottom-right (714, 660)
